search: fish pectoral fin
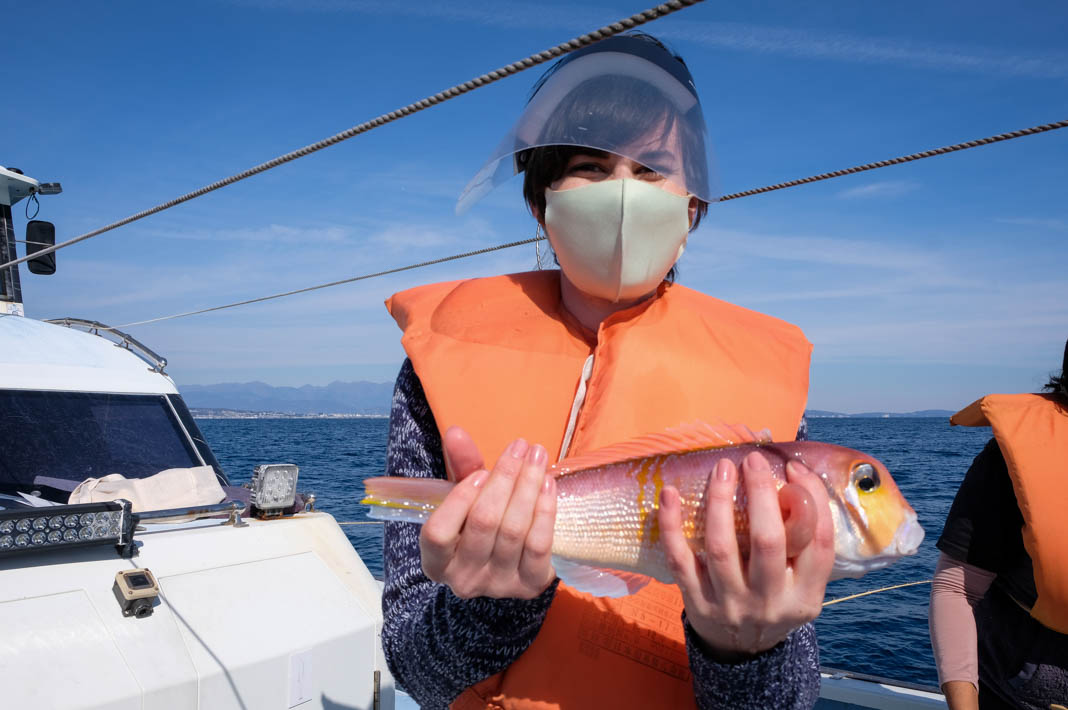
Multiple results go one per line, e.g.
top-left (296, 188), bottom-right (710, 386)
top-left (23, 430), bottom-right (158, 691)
top-left (552, 557), bottom-right (652, 598)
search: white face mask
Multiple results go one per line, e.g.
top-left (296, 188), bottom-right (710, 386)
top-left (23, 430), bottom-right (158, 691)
top-left (544, 179), bottom-right (691, 302)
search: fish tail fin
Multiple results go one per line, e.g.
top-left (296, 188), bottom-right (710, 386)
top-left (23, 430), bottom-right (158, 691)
top-left (361, 477), bottom-right (455, 524)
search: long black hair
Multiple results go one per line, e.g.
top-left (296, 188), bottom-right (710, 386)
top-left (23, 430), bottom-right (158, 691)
top-left (1044, 338), bottom-right (1068, 404)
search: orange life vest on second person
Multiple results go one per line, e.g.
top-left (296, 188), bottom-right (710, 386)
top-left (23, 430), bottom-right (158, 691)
top-left (951, 393), bottom-right (1068, 634)
top-left (387, 270), bottom-right (812, 709)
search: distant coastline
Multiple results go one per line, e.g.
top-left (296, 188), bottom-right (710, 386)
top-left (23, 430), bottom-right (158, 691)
top-left (180, 381), bottom-right (393, 417)
top-left (190, 408), bottom-right (388, 420)
top-left (805, 409), bottom-right (955, 419)
top-left (188, 404), bottom-right (954, 420)
top-left (179, 379), bottom-right (956, 420)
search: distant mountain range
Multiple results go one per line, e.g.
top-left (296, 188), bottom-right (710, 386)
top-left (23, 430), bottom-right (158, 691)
top-left (179, 380), bottom-right (953, 419)
top-left (181, 380), bottom-right (393, 415)
top-left (805, 409), bottom-right (955, 418)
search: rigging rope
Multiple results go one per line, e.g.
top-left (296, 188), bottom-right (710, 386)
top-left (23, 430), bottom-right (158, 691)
top-left (718, 120), bottom-right (1068, 202)
top-left (106, 117), bottom-right (1068, 330)
top-left (0, 0), bottom-right (703, 273)
top-left (821, 579), bottom-right (932, 607)
top-left (111, 237), bottom-right (540, 328)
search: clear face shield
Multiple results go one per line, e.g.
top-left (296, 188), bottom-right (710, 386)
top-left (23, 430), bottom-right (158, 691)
top-left (457, 36), bottom-right (715, 214)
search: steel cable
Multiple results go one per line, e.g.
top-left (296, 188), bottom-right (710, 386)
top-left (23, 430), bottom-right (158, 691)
top-left (106, 117), bottom-right (1068, 330)
top-left (0, 0), bottom-right (703, 273)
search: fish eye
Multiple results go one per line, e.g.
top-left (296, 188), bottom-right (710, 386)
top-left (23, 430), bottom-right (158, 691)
top-left (851, 462), bottom-right (880, 493)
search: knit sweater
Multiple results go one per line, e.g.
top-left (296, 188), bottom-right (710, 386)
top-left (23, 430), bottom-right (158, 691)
top-left (381, 359), bottom-right (821, 709)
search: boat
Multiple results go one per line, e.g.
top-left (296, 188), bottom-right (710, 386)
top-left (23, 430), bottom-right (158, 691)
top-left (1, 166), bottom-right (407, 709)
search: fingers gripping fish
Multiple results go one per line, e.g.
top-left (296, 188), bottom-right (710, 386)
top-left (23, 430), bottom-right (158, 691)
top-left (361, 422), bottom-right (924, 597)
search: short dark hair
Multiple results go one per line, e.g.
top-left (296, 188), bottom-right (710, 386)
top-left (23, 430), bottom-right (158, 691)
top-left (517, 34), bottom-right (710, 282)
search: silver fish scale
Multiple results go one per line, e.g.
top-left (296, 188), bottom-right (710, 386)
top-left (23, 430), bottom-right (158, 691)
top-left (551, 446), bottom-right (790, 579)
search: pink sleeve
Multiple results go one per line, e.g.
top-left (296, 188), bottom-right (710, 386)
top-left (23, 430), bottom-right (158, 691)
top-left (928, 552), bottom-right (996, 689)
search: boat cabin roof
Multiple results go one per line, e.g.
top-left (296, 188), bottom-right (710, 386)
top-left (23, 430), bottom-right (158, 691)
top-left (0, 316), bottom-right (177, 395)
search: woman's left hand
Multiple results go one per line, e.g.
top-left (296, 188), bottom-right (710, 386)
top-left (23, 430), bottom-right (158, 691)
top-left (657, 452), bottom-right (835, 661)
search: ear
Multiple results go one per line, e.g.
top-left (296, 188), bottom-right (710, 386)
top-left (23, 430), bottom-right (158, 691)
top-left (688, 196), bottom-right (698, 229)
top-left (529, 200), bottom-right (544, 226)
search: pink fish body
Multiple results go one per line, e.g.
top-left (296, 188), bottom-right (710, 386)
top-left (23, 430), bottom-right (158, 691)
top-left (362, 423), bottom-right (924, 597)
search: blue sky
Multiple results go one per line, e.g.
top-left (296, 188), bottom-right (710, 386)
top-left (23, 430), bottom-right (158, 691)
top-left (4, 0), bottom-right (1066, 412)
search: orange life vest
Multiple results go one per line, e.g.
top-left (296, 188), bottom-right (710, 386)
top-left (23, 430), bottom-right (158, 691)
top-left (951, 393), bottom-right (1068, 634)
top-left (387, 270), bottom-right (812, 709)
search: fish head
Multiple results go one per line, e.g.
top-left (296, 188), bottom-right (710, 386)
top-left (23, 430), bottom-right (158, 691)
top-left (795, 443), bottom-right (925, 579)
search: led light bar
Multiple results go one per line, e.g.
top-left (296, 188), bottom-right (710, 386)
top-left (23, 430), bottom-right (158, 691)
top-left (249, 464), bottom-right (299, 516)
top-left (0, 500), bottom-right (133, 557)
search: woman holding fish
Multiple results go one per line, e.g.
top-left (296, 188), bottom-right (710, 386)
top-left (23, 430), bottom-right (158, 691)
top-left (372, 34), bottom-right (922, 710)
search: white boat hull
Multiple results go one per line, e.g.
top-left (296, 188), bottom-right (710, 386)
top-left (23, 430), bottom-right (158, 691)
top-left (0, 512), bottom-right (395, 710)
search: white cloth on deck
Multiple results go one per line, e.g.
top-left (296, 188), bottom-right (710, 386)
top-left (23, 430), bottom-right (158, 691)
top-left (69, 466), bottom-right (225, 513)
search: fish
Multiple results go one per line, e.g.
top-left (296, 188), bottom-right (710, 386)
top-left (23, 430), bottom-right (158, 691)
top-left (361, 422), bottom-right (924, 597)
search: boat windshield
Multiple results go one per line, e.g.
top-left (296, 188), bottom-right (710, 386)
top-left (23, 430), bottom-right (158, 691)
top-left (0, 390), bottom-right (223, 493)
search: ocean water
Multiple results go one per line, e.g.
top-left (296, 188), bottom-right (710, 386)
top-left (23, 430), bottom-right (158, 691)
top-left (198, 416), bottom-right (992, 688)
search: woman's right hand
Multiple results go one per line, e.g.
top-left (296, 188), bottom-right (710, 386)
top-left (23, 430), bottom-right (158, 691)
top-left (420, 427), bottom-right (557, 599)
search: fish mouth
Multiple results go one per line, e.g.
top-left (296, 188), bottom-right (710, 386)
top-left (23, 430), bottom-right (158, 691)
top-left (828, 500), bottom-right (925, 580)
top-left (889, 512), bottom-right (925, 556)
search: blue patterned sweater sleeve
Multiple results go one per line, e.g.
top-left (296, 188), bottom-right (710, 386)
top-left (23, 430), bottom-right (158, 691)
top-left (381, 360), bottom-right (820, 709)
top-left (685, 620), bottom-right (821, 709)
top-left (380, 359), bottom-right (558, 709)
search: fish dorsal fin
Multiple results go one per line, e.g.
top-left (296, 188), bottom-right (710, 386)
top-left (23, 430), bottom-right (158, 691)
top-left (550, 421), bottom-right (771, 476)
